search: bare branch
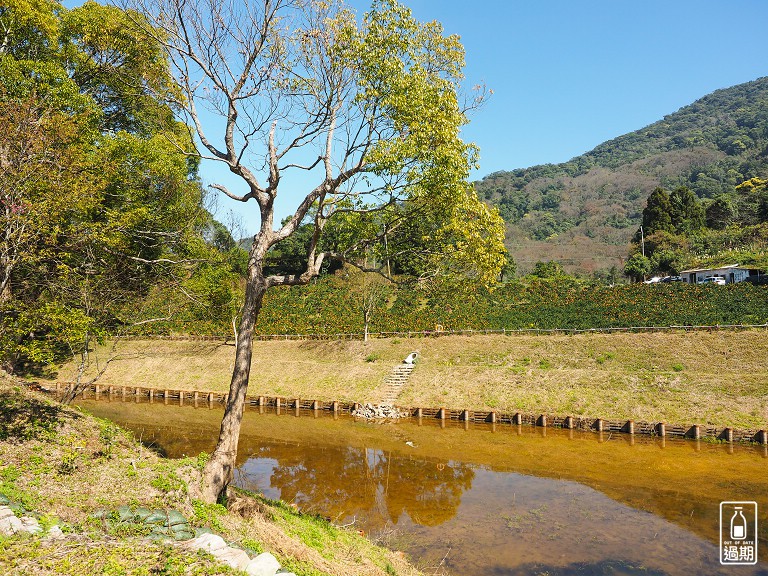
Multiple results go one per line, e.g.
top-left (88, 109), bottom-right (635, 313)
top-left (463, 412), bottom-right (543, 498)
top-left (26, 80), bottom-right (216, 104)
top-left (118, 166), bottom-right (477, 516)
top-left (127, 256), bottom-right (202, 264)
top-left (266, 120), bottom-right (279, 196)
top-left (280, 156), bottom-right (323, 171)
top-left (210, 183), bottom-right (255, 203)
top-left (131, 315), bottom-right (174, 326)
top-left (62, 353), bottom-right (122, 405)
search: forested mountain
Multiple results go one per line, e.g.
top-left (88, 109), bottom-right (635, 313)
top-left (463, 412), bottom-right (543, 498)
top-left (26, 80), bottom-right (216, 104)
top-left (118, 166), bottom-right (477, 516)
top-left (475, 77), bottom-right (768, 274)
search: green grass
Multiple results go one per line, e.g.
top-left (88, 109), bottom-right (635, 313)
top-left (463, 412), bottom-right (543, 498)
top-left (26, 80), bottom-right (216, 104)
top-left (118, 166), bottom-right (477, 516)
top-left (191, 500), bottom-right (227, 532)
top-left (0, 375), bottom-right (424, 576)
top-left (0, 537), bottom-right (237, 576)
top-left (149, 464), bottom-right (186, 493)
top-left (265, 497), bottom-right (340, 558)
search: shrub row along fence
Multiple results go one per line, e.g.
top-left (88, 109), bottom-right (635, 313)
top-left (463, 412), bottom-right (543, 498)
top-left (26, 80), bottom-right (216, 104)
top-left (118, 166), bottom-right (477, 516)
top-left (126, 279), bottom-right (768, 338)
top-left (118, 322), bottom-right (768, 343)
top-left (55, 383), bottom-right (768, 445)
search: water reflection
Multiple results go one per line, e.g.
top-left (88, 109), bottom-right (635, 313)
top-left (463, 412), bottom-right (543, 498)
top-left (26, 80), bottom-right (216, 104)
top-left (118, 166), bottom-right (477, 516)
top-left (238, 442), bottom-right (474, 530)
top-left (76, 398), bottom-right (768, 576)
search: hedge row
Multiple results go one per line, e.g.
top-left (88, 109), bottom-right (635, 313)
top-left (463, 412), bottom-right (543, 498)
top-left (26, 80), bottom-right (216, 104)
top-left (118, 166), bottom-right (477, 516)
top-left (242, 278), bottom-right (768, 336)
top-left (125, 276), bottom-right (768, 337)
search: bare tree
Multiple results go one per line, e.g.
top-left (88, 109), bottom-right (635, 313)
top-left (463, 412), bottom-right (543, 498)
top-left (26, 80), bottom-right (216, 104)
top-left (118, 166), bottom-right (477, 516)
top-left (123, 0), bottom-right (502, 502)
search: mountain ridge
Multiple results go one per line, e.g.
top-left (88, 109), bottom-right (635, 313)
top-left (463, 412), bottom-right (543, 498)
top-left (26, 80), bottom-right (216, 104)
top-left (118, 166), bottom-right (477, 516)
top-left (475, 76), bottom-right (768, 274)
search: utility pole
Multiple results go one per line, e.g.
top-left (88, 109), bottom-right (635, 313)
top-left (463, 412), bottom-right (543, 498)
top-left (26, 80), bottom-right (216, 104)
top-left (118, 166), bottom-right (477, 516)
top-left (383, 224), bottom-right (391, 278)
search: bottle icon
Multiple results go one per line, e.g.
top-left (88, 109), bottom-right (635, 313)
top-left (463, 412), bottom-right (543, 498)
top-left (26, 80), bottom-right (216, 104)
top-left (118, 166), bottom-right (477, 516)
top-left (731, 507), bottom-right (748, 540)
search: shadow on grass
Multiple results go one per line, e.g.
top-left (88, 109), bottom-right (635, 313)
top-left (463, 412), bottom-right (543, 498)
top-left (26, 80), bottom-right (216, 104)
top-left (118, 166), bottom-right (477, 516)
top-left (138, 439), bottom-right (167, 458)
top-left (0, 389), bottom-right (76, 441)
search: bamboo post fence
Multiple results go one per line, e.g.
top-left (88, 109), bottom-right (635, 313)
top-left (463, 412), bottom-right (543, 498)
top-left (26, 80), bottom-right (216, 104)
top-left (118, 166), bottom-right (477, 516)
top-left (51, 381), bottom-right (768, 445)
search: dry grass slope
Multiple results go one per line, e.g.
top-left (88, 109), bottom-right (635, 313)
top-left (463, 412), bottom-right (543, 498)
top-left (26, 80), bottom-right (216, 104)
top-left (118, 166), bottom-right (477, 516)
top-left (56, 330), bottom-right (768, 429)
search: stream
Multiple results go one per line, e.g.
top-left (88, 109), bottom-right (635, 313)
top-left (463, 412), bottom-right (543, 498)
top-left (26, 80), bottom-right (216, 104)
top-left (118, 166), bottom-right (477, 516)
top-left (76, 397), bottom-right (768, 576)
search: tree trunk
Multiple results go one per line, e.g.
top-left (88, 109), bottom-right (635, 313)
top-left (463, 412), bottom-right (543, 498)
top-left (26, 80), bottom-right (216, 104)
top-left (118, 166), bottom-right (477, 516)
top-left (0, 266), bottom-right (11, 303)
top-left (197, 263), bottom-right (267, 503)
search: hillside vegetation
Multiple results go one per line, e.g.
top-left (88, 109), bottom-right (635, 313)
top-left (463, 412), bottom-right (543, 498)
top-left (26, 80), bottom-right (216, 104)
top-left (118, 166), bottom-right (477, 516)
top-left (475, 77), bottom-right (768, 273)
top-left (622, 177), bottom-right (768, 278)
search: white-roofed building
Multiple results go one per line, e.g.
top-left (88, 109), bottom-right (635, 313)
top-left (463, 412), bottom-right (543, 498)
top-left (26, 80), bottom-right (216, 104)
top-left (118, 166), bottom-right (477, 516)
top-left (678, 264), bottom-right (760, 284)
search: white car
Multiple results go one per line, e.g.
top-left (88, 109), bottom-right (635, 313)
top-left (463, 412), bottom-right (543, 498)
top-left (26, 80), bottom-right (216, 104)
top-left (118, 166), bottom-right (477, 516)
top-left (701, 275), bottom-right (726, 285)
top-left (643, 276), bottom-right (663, 284)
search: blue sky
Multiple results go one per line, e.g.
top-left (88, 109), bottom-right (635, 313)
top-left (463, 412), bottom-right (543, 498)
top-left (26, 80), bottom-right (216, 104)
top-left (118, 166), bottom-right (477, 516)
top-left (64, 0), bottom-right (768, 231)
top-left (396, 0), bottom-right (768, 173)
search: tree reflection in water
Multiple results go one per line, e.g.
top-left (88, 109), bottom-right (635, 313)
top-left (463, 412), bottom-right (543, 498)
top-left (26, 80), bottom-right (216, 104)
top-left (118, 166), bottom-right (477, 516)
top-left (250, 442), bottom-right (474, 532)
top-left (76, 401), bottom-right (768, 576)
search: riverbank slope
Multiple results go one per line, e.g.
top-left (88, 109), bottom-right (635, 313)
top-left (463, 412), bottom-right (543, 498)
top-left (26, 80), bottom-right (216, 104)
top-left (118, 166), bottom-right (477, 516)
top-left (0, 374), bottom-right (422, 576)
top-left (55, 330), bottom-right (768, 429)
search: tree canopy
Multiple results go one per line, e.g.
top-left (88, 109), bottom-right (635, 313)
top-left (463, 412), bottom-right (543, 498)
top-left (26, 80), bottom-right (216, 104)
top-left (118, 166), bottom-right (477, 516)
top-left (0, 0), bottom-right (206, 373)
top-left (122, 0), bottom-right (505, 502)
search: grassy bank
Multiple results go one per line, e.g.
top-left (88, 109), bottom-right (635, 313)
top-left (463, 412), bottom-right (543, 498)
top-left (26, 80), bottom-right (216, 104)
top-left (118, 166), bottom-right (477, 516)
top-left (0, 375), bottom-right (422, 576)
top-left (57, 330), bottom-right (768, 429)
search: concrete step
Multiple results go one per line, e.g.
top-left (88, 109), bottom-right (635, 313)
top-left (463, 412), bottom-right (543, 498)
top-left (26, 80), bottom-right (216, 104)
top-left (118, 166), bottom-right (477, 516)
top-left (379, 362), bottom-right (416, 404)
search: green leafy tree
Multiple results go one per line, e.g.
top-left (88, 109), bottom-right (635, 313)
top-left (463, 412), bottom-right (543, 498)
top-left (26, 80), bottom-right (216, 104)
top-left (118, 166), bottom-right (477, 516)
top-left (529, 260), bottom-right (565, 279)
top-left (126, 0), bottom-right (505, 502)
top-left (669, 186), bottom-right (704, 233)
top-left (0, 92), bottom-right (106, 374)
top-left (641, 187), bottom-right (675, 235)
top-left (705, 195), bottom-right (736, 230)
top-left (0, 0), bottom-right (60, 60)
top-left (0, 95), bottom-right (92, 303)
top-left (623, 253), bottom-right (650, 282)
top-left (734, 177), bottom-right (768, 225)
top-left (1, 0), bottom-right (205, 374)
top-left (650, 249), bottom-right (682, 275)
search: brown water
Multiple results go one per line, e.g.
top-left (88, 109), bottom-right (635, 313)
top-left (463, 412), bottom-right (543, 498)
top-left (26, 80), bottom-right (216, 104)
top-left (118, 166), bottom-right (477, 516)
top-left (77, 397), bottom-right (768, 576)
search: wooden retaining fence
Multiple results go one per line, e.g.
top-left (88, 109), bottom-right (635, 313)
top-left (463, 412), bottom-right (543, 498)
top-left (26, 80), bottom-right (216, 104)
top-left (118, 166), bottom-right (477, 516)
top-left (54, 382), bottom-right (768, 446)
top-left (58, 383), bottom-right (363, 415)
